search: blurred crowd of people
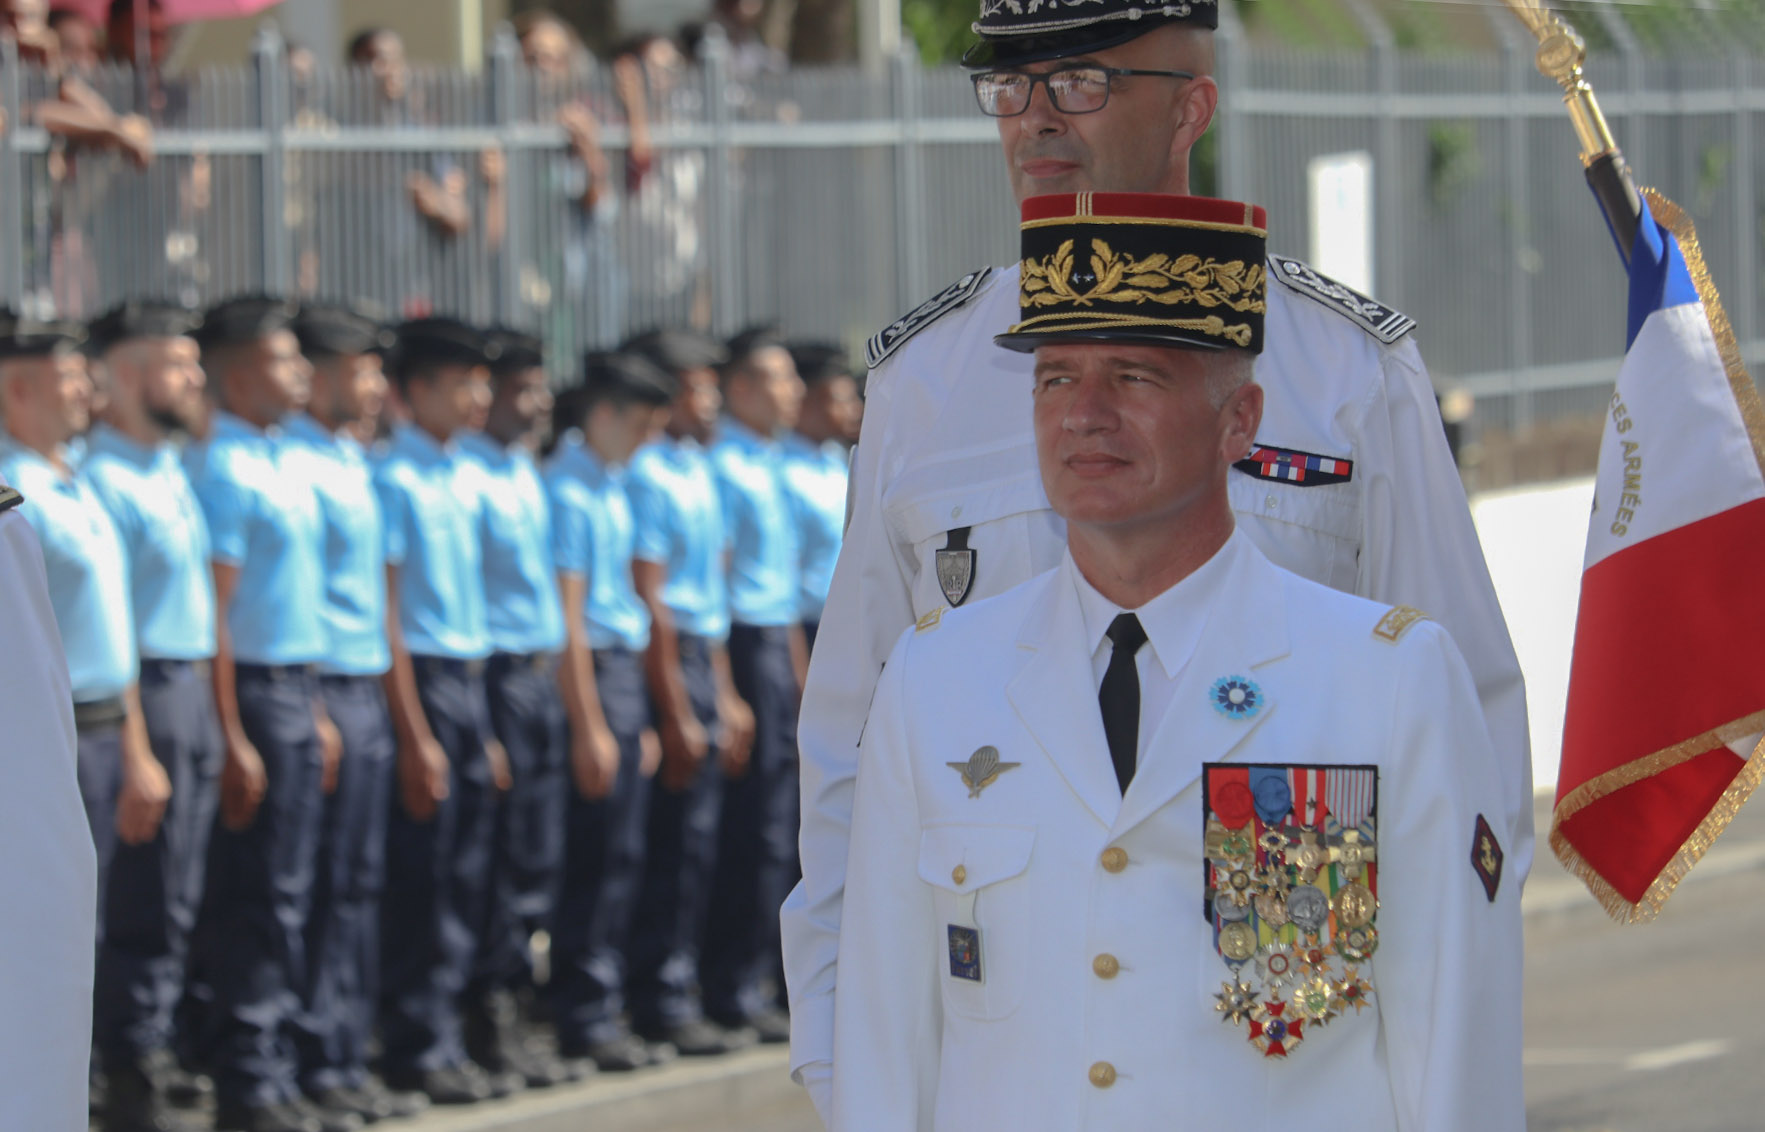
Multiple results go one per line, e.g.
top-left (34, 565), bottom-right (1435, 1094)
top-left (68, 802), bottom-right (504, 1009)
top-left (0, 293), bottom-right (861, 1132)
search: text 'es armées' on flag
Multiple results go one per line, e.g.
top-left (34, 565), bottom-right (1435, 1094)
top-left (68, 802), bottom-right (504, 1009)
top-left (1553, 188), bottom-right (1765, 923)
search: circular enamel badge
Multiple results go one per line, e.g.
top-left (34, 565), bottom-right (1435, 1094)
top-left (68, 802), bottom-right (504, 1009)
top-left (1210, 675), bottom-right (1264, 719)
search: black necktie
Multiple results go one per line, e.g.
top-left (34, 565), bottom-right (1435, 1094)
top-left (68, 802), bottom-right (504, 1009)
top-left (1100, 613), bottom-right (1148, 795)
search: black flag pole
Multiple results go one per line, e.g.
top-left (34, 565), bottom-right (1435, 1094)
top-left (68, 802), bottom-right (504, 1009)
top-left (1500, 0), bottom-right (1643, 263)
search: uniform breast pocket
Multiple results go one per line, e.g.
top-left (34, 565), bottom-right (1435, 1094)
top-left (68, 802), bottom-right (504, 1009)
top-left (918, 824), bottom-right (1036, 1022)
top-left (885, 462), bottom-right (1059, 615)
top-left (1229, 468), bottom-right (1362, 592)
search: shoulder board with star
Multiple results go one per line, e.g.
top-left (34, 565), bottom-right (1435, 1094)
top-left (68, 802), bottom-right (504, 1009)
top-left (0, 486), bottom-right (22, 515)
top-left (1268, 255), bottom-right (1416, 345)
top-left (865, 268), bottom-right (995, 371)
top-left (1372, 605), bottom-right (1430, 644)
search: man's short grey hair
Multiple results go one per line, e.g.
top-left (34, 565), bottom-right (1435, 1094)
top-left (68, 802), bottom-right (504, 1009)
top-left (1205, 350), bottom-right (1254, 410)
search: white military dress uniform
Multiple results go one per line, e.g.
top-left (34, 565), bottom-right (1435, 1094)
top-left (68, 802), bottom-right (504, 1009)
top-left (830, 532), bottom-right (1524, 1132)
top-left (783, 260), bottom-right (1531, 1108)
top-left (0, 482), bottom-right (99, 1130)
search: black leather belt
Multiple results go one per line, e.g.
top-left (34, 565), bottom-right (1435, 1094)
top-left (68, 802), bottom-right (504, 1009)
top-left (140, 658), bottom-right (211, 683)
top-left (490, 650), bottom-right (560, 675)
top-left (73, 696), bottom-right (127, 733)
top-left (412, 655), bottom-right (487, 679)
top-left (235, 662), bottom-right (319, 683)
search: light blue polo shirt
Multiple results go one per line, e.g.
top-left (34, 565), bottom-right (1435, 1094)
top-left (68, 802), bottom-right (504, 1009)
top-left (0, 442), bottom-right (138, 701)
top-left (83, 423), bottom-right (216, 661)
top-left (285, 415), bottom-right (390, 677)
top-left (458, 431), bottom-right (566, 656)
top-left (545, 436), bottom-right (648, 652)
top-left (626, 436), bottom-right (730, 641)
top-left (374, 424), bottom-right (491, 661)
top-left (185, 412), bottom-right (327, 666)
top-left (780, 432), bottom-right (848, 623)
top-left (710, 418), bottom-right (800, 629)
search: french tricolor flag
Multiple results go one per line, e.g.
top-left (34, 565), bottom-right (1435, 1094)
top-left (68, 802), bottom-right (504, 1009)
top-left (1552, 189), bottom-right (1765, 921)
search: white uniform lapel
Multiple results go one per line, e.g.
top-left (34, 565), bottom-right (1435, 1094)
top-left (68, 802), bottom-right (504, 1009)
top-left (1111, 544), bottom-right (1294, 838)
top-left (1005, 566), bottom-right (1121, 829)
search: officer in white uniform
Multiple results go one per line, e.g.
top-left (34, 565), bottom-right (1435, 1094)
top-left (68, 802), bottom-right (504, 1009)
top-left (830, 192), bottom-right (1524, 1132)
top-left (783, 4), bottom-right (1530, 1115)
top-left (0, 474), bottom-right (98, 1129)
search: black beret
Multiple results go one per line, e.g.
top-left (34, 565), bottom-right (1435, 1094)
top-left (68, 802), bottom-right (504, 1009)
top-left (294, 302), bottom-right (395, 360)
top-left (0, 311), bottom-right (86, 360)
top-left (486, 328), bottom-right (546, 374)
top-left (580, 350), bottom-right (679, 407)
top-left (724, 324), bottom-right (788, 367)
top-left (87, 301), bottom-right (201, 354)
top-left (788, 341), bottom-right (856, 386)
top-left (195, 295), bottom-right (299, 351)
top-left (623, 327), bottom-right (729, 375)
top-left (389, 317), bottom-right (500, 377)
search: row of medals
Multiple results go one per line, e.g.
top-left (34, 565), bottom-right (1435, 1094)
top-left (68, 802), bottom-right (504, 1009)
top-left (1209, 820), bottom-right (1379, 1057)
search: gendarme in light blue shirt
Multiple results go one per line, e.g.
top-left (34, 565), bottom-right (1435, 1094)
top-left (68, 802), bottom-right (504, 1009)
top-left (0, 442), bottom-right (137, 700)
top-left (375, 424), bottom-right (491, 661)
top-left (780, 432), bottom-right (848, 624)
top-left (546, 437), bottom-right (648, 652)
top-left (627, 436), bottom-right (729, 641)
top-left (285, 414), bottom-right (390, 676)
top-left (710, 417), bottom-right (800, 629)
top-left (185, 412), bottom-right (327, 666)
top-left (83, 423), bottom-right (216, 661)
top-left (458, 431), bottom-right (566, 655)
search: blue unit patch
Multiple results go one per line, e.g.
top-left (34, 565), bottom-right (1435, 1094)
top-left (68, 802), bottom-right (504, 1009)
top-left (865, 268), bottom-right (995, 370)
top-left (947, 924), bottom-right (983, 982)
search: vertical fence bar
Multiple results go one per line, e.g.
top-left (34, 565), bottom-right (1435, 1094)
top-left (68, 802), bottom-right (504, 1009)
top-left (254, 26), bottom-right (290, 295)
top-left (1371, 38), bottom-right (1400, 299)
top-left (1502, 39), bottom-right (1534, 437)
top-left (0, 37), bottom-right (24, 310)
top-left (1732, 52), bottom-right (1757, 347)
top-left (701, 28), bottom-right (741, 336)
top-left (891, 47), bottom-right (927, 312)
top-left (488, 24), bottom-right (522, 327)
top-left (1215, 5), bottom-right (1249, 203)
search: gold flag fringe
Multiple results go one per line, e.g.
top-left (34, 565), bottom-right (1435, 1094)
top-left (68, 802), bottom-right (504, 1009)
top-left (1547, 189), bottom-right (1765, 923)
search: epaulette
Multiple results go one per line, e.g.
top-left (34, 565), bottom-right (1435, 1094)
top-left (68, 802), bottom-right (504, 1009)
top-left (1372, 605), bottom-right (1429, 644)
top-left (915, 606), bottom-right (944, 634)
top-left (865, 268), bottom-right (995, 370)
top-left (0, 487), bottom-right (21, 515)
top-left (1268, 255), bottom-right (1416, 345)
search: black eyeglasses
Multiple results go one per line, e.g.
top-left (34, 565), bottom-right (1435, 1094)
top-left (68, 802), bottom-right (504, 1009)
top-left (970, 65), bottom-right (1196, 118)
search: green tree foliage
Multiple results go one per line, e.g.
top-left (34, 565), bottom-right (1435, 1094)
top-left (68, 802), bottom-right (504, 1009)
top-left (903, 0), bottom-right (978, 63)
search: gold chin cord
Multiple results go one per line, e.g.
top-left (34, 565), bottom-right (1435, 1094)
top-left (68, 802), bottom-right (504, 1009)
top-left (1499, 0), bottom-right (1643, 258)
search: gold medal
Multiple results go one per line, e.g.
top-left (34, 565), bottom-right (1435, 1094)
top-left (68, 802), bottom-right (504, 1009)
top-left (1219, 921), bottom-right (1257, 962)
top-left (1253, 890), bottom-right (1290, 928)
top-left (1289, 976), bottom-right (1341, 1025)
top-left (1214, 978), bottom-right (1259, 1026)
top-left (1333, 882), bottom-right (1377, 929)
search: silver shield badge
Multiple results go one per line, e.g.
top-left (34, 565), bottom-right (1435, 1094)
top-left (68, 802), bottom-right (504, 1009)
top-left (936, 526), bottom-right (975, 607)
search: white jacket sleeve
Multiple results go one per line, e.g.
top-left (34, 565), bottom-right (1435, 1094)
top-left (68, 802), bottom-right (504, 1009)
top-left (782, 372), bottom-right (919, 1093)
top-left (0, 505), bottom-right (97, 1132)
top-left (829, 629), bottom-right (941, 1131)
top-left (1379, 622), bottom-right (1526, 1132)
top-left (1356, 337), bottom-right (1534, 882)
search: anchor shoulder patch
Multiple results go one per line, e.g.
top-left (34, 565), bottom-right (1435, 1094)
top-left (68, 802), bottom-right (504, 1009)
top-left (1471, 814), bottom-right (1503, 902)
top-left (865, 267), bottom-right (995, 370)
top-left (1268, 255), bottom-right (1416, 345)
top-left (0, 486), bottom-right (22, 515)
top-left (1372, 605), bottom-right (1429, 644)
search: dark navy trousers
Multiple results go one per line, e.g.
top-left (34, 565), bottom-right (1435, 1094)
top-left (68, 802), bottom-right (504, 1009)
top-left (200, 665), bottom-right (325, 1109)
top-left (75, 721), bottom-right (124, 954)
top-left (474, 652), bottom-right (568, 995)
top-left (293, 674), bottom-right (394, 1092)
top-left (550, 647), bottom-right (652, 1049)
top-left (627, 635), bottom-right (724, 1031)
top-left (379, 657), bottom-right (497, 1075)
top-left (95, 660), bottom-right (222, 1066)
top-left (701, 624), bottom-right (800, 1024)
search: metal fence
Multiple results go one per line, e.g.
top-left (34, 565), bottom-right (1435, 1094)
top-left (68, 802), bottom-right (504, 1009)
top-left (3, 22), bottom-right (1763, 484)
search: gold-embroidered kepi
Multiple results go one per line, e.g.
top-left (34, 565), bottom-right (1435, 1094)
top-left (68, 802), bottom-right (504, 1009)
top-left (995, 191), bottom-right (1268, 355)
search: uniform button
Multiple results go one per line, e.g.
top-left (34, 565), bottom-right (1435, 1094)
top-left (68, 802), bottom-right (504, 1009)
top-left (1100, 847), bottom-right (1129, 873)
top-left (1092, 953), bottom-right (1120, 979)
top-left (951, 505), bottom-right (963, 518)
top-left (952, 864), bottom-right (967, 886)
top-left (1264, 493), bottom-right (1278, 509)
top-left (1088, 1061), bottom-right (1116, 1088)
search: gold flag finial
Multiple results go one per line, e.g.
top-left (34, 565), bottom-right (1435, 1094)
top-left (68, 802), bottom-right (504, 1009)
top-left (1499, 0), bottom-right (1621, 167)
